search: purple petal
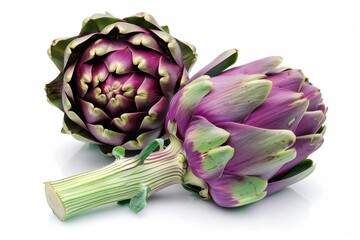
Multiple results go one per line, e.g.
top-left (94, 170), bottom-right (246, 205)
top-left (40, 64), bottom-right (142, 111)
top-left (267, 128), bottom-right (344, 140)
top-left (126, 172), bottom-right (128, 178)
top-left (110, 112), bottom-right (147, 132)
top-left (140, 97), bottom-right (169, 130)
top-left (104, 95), bottom-right (135, 118)
top-left (272, 133), bottom-right (324, 179)
top-left (91, 62), bottom-right (109, 87)
top-left (83, 87), bottom-right (107, 108)
top-left (219, 56), bottom-right (282, 77)
top-left (158, 56), bottom-right (182, 98)
top-left (317, 102), bottom-right (327, 113)
top-left (300, 82), bottom-right (322, 111)
top-left (267, 66), bottom-right (292, 75)
top-left (135, 76), bottom-right (162, 111)
top-left (244, 87), bottom-right (309, 131)
top-left (130, 47), bottom-right (161, 76)
top-left (217, 122), bottom-right (296, 178)
top-left (80, 99), bottom-right (111, 124)
top-left (266, 69), bottom-right (305, 92)
top-left (194, 75), bottom-right (272, 124)
top-left (209, 173), bottom-right (267, 207)
top-left (122, 73), bottom-right (145, 98)
top-left (295, 110), bottom-right (326, 136)
top-left (80, 38), bottom-right (130, 63)
top-left (104, 47), bottom-right (134, 74)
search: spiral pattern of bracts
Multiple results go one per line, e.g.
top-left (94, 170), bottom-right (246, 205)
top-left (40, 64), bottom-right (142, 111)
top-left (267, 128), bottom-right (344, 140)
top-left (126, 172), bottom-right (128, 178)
top-left (46, 13), bottom-right (196, 152)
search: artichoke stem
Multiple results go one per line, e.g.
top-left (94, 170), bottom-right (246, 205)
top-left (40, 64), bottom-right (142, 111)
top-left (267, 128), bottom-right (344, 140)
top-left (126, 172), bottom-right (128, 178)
top-left (45, 141), bottom-right (185, 220)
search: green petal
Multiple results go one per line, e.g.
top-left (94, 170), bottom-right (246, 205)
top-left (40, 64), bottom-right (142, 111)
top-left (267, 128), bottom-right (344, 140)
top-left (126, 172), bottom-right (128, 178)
top-left (191, 49), bottom-right (238, 80)
top-left (230, 176), bottom-right (268, 206)
top-left (45, 72), bottom-right (64, 111)
top-left (48, 36), bottom-right (78, 70)
top-left (209, 175), bottom-right (268, 207)
top-left (124, 12), bottom-right (163, 30)
top-left (267, 159), bottom-right (315, 195)
top-left (63, 33), bottom-right (97, 67)
top-left (176, 39), bottom-right (197, 71)
top-left (184, 116), bottom-right (234, 181)
top-left (161, 25), bottom-right (170, 33)
top-left (81, 13), bottom-right (120, 34)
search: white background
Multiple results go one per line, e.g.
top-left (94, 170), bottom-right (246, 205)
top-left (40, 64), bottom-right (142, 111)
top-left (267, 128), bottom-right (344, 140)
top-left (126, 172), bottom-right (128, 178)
top-left (1, 0), bottom-right (359, 239)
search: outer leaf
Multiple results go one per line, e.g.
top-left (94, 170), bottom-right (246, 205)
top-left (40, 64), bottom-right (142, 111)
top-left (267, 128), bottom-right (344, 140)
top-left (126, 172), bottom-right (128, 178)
top-left (191, 49), bottom-right (238, 80)
top-left (124, 12), bottom-right (163, 30)
top-left (161, 25), bottom-right (170, 33)
top-left (48, 36), bottom-right (78, 70)
top-left (81, 14), bottom-right (120, 34)
top-left (45, 72), bottom-right (64, 111)
top-left (219, 56), bottom-right (282, 77)
top-left (151, 29), bottom-right (183, 68)
top-left (176, 39), bottom-right (197, 71)
top-left (267, 159), bottom-right (315, 195)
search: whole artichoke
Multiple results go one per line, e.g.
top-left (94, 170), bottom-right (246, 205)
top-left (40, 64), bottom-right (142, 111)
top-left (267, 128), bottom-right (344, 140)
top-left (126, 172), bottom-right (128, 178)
top-left (46, 13), bottom-right (196, 152)
top-left (167, 51), bottom-right (326, 207)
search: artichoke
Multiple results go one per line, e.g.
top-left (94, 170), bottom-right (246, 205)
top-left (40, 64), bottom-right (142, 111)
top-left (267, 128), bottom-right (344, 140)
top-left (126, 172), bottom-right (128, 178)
top-left (45, 50), bottom-right (326, 220)
top-left (46, 13), bottom-right (196, 152)
top-left (168, 50), bottom-right (327, 206)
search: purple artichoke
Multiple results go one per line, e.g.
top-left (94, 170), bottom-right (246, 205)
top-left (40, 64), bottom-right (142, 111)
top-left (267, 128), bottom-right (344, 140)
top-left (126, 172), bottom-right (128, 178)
top-left (167, 50), bottom-right (326, 207)
top-left (46, 13), bottom-right (196, 153)
top-left (44, 50), bottom-right (326, 220)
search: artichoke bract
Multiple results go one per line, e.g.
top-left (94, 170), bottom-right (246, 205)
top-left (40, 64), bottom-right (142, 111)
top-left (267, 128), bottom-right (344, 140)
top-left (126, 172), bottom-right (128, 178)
top-left (45, 50), bottom-right (326, 220)
top-left (46, 13), bottom-right (196, 152)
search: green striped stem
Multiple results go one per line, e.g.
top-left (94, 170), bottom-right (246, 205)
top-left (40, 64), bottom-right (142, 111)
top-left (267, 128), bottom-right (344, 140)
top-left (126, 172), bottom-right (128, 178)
top-left (45, 140), bottom-right (185, 220)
